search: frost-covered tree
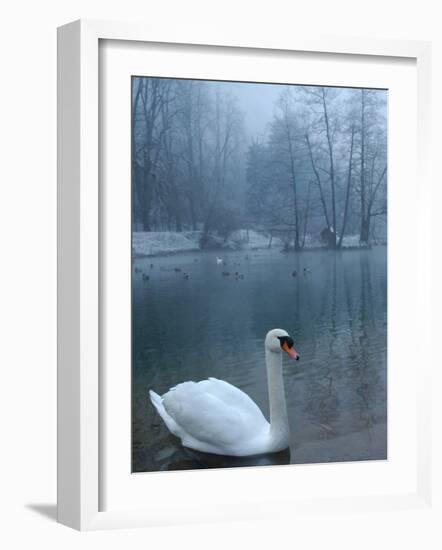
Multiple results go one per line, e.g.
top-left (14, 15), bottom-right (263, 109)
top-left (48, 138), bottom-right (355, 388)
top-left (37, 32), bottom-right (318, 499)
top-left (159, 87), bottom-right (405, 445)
top-left (133, 77), bottom-right (387, 247)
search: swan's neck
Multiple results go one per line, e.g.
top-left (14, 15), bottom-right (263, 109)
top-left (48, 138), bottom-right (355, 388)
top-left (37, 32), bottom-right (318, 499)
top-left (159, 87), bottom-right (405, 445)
top-left (265, 349), bottom-right (289, 445)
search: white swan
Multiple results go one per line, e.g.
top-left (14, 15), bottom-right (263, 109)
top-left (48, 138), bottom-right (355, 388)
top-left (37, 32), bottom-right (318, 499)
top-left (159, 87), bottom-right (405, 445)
top-left (149, 329), bottom-right (299, 456)
top-left (216, 256), bottom-right (223, 265)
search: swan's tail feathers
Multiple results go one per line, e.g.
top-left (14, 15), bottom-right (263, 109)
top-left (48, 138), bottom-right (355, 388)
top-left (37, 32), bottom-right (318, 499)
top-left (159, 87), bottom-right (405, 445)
top-left (149, 389), bottom-right (180, 437)
top-left (149, 390), bottom-right (163, 412)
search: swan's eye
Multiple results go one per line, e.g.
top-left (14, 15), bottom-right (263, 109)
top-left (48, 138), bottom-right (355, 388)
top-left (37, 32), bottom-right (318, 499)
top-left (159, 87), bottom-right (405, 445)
top-left (277, 336), bottom-right (294, 349)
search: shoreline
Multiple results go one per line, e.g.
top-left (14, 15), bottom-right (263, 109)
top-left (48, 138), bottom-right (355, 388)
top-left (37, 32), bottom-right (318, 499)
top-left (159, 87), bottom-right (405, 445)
top-left (132, 230), bottom-right (386, 259)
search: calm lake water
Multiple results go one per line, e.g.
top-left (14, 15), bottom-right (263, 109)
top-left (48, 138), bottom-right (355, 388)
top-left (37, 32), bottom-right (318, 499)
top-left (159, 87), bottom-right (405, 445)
top-left (132, 247), bottom-right (387, 472)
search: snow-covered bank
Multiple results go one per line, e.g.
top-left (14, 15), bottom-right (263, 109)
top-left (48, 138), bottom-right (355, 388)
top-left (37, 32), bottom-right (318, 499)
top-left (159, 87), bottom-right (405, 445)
top-left (295, 234), bottom-right (378, 249)
top-left (132, 231), bottom-right (200, 257)
top-left (132, 229), bottom-right (280, 257)
top-left (132, 229), bottom-right (379, 257)
top-left (229, 229), bottom-right (280, 250)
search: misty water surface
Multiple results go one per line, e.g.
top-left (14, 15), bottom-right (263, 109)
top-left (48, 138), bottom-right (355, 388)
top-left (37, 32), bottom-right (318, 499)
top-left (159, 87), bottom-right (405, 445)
top-left (132, 247), bottom-right (387, 472)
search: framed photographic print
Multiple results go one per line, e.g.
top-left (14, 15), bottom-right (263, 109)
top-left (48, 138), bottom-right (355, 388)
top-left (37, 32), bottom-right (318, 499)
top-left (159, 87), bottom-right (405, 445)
top-left (57, 20), bottom-right (433, 530)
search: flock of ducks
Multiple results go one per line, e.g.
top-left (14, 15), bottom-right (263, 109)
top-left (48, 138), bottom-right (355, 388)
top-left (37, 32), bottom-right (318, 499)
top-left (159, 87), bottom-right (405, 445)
top-left (134, 255), bottom-right (312, 282)
top-left (292, 267), bottom-right (312, 277)
top-left (135, 263), bottom-right (191, 281)
top-left (217, 257), bottom-right (246, 280)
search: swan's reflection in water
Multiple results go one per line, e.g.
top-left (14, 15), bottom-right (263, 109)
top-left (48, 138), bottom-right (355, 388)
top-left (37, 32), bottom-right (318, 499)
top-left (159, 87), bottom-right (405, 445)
top-left (153, 437), bottom-right (290, 471)
top-left (132, 247), bottom-right (387, 472)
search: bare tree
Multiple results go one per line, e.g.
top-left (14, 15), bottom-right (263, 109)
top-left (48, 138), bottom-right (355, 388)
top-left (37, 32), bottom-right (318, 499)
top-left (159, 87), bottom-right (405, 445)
top-left (357, 89), bottom-right (387, 244)
top-left (133, 78), bottom-right (171, 230)
top-left (132, 77), bottom-right (387, 249)
top-left (303, 87), bottom-right (340, 247)
top-left (201, 88), bottom-right (243, 241)
top-left (305, 131), bottom-right (331, 231)
top-left (276, 90), bottom-right (301, 249)
top-left (337, 124), bottom-right (355, 248)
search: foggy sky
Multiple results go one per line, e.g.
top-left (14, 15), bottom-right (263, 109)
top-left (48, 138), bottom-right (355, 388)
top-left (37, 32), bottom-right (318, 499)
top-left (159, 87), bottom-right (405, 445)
top-left (217, 81), bottom-right (282, 140)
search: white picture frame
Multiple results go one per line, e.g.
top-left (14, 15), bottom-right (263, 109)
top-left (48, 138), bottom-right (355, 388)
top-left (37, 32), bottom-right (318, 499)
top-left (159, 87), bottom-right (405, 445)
top-left (57, 19), bottom-right (433, 531)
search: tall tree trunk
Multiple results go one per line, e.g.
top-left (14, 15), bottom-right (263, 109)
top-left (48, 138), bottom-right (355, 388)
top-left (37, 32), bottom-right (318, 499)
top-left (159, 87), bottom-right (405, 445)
top-left (305, 132), bottom-right (331, 231)
top-left (360, 89), bottom-right (368, 244)
top-left (139, 79), bottom-right (160, 231)
top-left (286, 127), bottom-right (300, 250)
top-left (141, 163), bottom-right (152, 231)
top-left (175, 207), bottom-right (182, 232)
top-left (338, 125), bottom-right (355, 248)
top-left (363, 165), bottom-right (387, 244)
top-left (360, 218), bottom-right (370, 244)
top-left (321, 88), bottom-right (336, 248)
top-left (302, 180), bottom-right (312, 248)
top-left (132, 79), bottom-right (143, 229)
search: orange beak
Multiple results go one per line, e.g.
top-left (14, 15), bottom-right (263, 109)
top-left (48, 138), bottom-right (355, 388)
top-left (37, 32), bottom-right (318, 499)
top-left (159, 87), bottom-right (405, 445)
top-left (282, 341), bottom-right (299, 360)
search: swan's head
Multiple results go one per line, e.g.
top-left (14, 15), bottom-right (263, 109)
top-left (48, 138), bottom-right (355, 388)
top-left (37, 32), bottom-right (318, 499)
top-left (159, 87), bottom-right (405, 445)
top-left (265, 328), bottom-right (300, 360)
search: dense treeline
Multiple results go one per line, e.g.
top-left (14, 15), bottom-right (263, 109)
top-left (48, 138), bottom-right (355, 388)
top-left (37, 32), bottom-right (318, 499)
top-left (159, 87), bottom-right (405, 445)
top-left (132, 78), bottom-right (245, 240)
top-left (132, 77), bottom-right (387, 248)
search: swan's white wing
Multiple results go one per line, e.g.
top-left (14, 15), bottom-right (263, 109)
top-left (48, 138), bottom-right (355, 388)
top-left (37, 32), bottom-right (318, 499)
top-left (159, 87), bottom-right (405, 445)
top-left (200, 378), bottom-right (267, 422)
top-left (161, 380), bottom-right (268, 452)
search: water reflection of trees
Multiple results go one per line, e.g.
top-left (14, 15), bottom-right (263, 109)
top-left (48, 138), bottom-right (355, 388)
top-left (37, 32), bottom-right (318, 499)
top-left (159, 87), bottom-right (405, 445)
top-left (296, 251), bottom-right (387, 448)
top-left (245, 250), bottom-right (387, 453)
top-left (303, 254), bottom-right (339, 434)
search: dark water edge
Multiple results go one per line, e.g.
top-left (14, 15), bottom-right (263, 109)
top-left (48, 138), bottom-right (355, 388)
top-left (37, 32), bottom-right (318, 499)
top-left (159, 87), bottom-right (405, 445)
top-left (132, 247), bottom-right (387, 472)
